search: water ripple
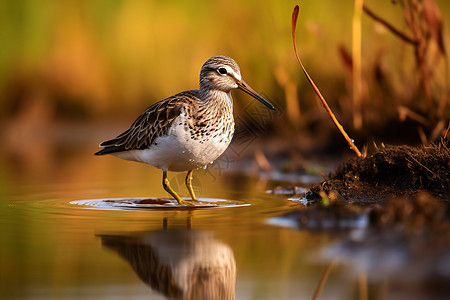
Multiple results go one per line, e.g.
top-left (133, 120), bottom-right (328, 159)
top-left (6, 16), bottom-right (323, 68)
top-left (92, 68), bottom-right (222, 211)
top-left (70, 197), bottom-right (250, 211)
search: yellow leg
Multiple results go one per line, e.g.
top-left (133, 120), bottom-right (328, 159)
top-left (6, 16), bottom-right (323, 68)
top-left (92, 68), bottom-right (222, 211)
top-left (185, 170), bottom-right (198, 201)
top-left (162, 170), bottom-right (194, 206)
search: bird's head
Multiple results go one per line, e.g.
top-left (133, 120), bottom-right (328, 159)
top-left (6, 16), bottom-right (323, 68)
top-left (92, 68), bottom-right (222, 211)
top-left (199, 56), bottom-right (274, 110)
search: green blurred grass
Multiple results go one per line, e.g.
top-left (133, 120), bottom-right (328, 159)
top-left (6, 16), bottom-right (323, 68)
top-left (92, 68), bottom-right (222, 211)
top-left (0, 0), bottom-right (449, 130)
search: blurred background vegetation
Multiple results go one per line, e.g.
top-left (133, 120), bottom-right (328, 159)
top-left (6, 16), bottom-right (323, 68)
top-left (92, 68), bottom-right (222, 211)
top-left (1, 2), bottom-right (449, 297)
top-left (1, 0), bottom-right (449, 154)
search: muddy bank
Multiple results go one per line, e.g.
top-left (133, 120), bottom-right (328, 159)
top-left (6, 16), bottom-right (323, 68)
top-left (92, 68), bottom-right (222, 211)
top-left (268, 142), bottom-right (450, 230)
top-left (269, 142), bottom-right (450, 297)
top-left (306, 142), bottom-right (450, 202)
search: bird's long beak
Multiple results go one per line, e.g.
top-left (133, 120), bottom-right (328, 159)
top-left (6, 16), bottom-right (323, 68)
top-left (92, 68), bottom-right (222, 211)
top-left (236, 80), bottom-right (275, 110)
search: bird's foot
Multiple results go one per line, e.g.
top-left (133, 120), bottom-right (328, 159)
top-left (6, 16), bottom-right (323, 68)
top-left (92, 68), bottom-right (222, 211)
top-left (177, 198), bottom-right (196, 206)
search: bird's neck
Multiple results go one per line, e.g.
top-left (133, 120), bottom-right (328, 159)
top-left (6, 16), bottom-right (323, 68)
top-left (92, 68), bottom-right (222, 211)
top-left (199, 88), bottom-right (233, 109)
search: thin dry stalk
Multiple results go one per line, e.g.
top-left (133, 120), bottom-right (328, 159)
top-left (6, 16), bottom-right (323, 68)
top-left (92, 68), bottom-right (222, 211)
top-left (364, 0), bottom-right (449, 118)
top-left (352, 0), bottom-right (364, 130)
top-left (403, 0), bottom-right (433, 110)
top-left (291, 5), bottom-right (362, 157)
top-left (311, 260), bottom-right (337, 300)
top-left (358, 272), bottom-right (368, 300)
top-left (362, 4), bottom-right (418, 45)
top-left (444, 121), bottom-right (450, 139)
top-left (274, 64), bottom-right (301, 127)
top-left (254, 148), bottom-right (273, 172)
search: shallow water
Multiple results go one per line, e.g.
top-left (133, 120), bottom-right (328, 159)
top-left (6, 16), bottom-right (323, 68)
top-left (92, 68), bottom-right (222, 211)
top-left (1, 142), bottom-right (447, 299)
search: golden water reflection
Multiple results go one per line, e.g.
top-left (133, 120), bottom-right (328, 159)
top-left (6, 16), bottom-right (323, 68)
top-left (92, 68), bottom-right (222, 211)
top-left (100, 227), bottom-right (236, 300)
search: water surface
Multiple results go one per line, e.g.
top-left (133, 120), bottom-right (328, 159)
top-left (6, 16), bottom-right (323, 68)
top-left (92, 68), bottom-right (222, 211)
top-left (1, 144), bottom-right (443, 299)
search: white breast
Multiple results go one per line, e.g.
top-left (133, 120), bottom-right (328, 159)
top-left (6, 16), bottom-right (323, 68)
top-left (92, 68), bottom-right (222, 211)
top-left (111, 111), bottom-right (234, 172)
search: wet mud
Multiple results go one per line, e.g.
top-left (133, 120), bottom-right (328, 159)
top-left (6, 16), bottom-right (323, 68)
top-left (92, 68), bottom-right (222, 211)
top-left (307, 141), bottom-right (450, 202)
top-left (271, 142), bottom-right (450, 298)
top-left (273, 141), bottom-right (450, 232)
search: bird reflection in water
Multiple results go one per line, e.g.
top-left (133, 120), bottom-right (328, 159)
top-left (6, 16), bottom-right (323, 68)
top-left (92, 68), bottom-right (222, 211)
top-left (100, 223), bottom-right (236, 300)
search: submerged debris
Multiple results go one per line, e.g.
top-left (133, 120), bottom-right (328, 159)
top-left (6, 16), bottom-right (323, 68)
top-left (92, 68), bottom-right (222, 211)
top-left (370, 192), bottom-right (450, 232)
top-left (273, 192), bottom-right (449, 231)
top-left (266, 186), bottom-right (307, 196)
top-left (269, 201), bottom-right (368, 230)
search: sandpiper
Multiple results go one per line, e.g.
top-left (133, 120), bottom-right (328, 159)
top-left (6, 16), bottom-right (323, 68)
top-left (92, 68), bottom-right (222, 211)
top-left (95, 56), bottom-right (274, 205)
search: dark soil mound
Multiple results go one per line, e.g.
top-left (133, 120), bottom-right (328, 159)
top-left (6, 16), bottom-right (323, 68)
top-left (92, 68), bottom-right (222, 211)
top-left (307, 142), bottom-right (450, 201)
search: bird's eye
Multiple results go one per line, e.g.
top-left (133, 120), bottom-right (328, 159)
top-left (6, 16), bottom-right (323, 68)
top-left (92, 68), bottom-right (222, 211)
top-left (218, 67), bottom-right (228, 75)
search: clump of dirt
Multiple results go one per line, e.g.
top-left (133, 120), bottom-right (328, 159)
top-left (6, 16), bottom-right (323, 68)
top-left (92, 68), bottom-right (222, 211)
top-left (307, 141), bottom-right (450, 202)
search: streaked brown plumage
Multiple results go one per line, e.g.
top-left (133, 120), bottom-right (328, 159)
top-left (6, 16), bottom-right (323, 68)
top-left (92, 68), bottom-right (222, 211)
top-left (96, 92), bottom-right (196, 154)
top-left (95, 56), bottom-right (274, 205)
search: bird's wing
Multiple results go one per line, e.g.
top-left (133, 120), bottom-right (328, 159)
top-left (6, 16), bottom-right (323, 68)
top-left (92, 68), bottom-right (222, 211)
top-left (95, 91), bottom-right (199, 155)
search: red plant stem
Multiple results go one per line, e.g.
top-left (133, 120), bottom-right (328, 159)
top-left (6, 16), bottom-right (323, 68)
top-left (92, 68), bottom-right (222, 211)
top-left (292, 5), bottom-right (362, 157)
